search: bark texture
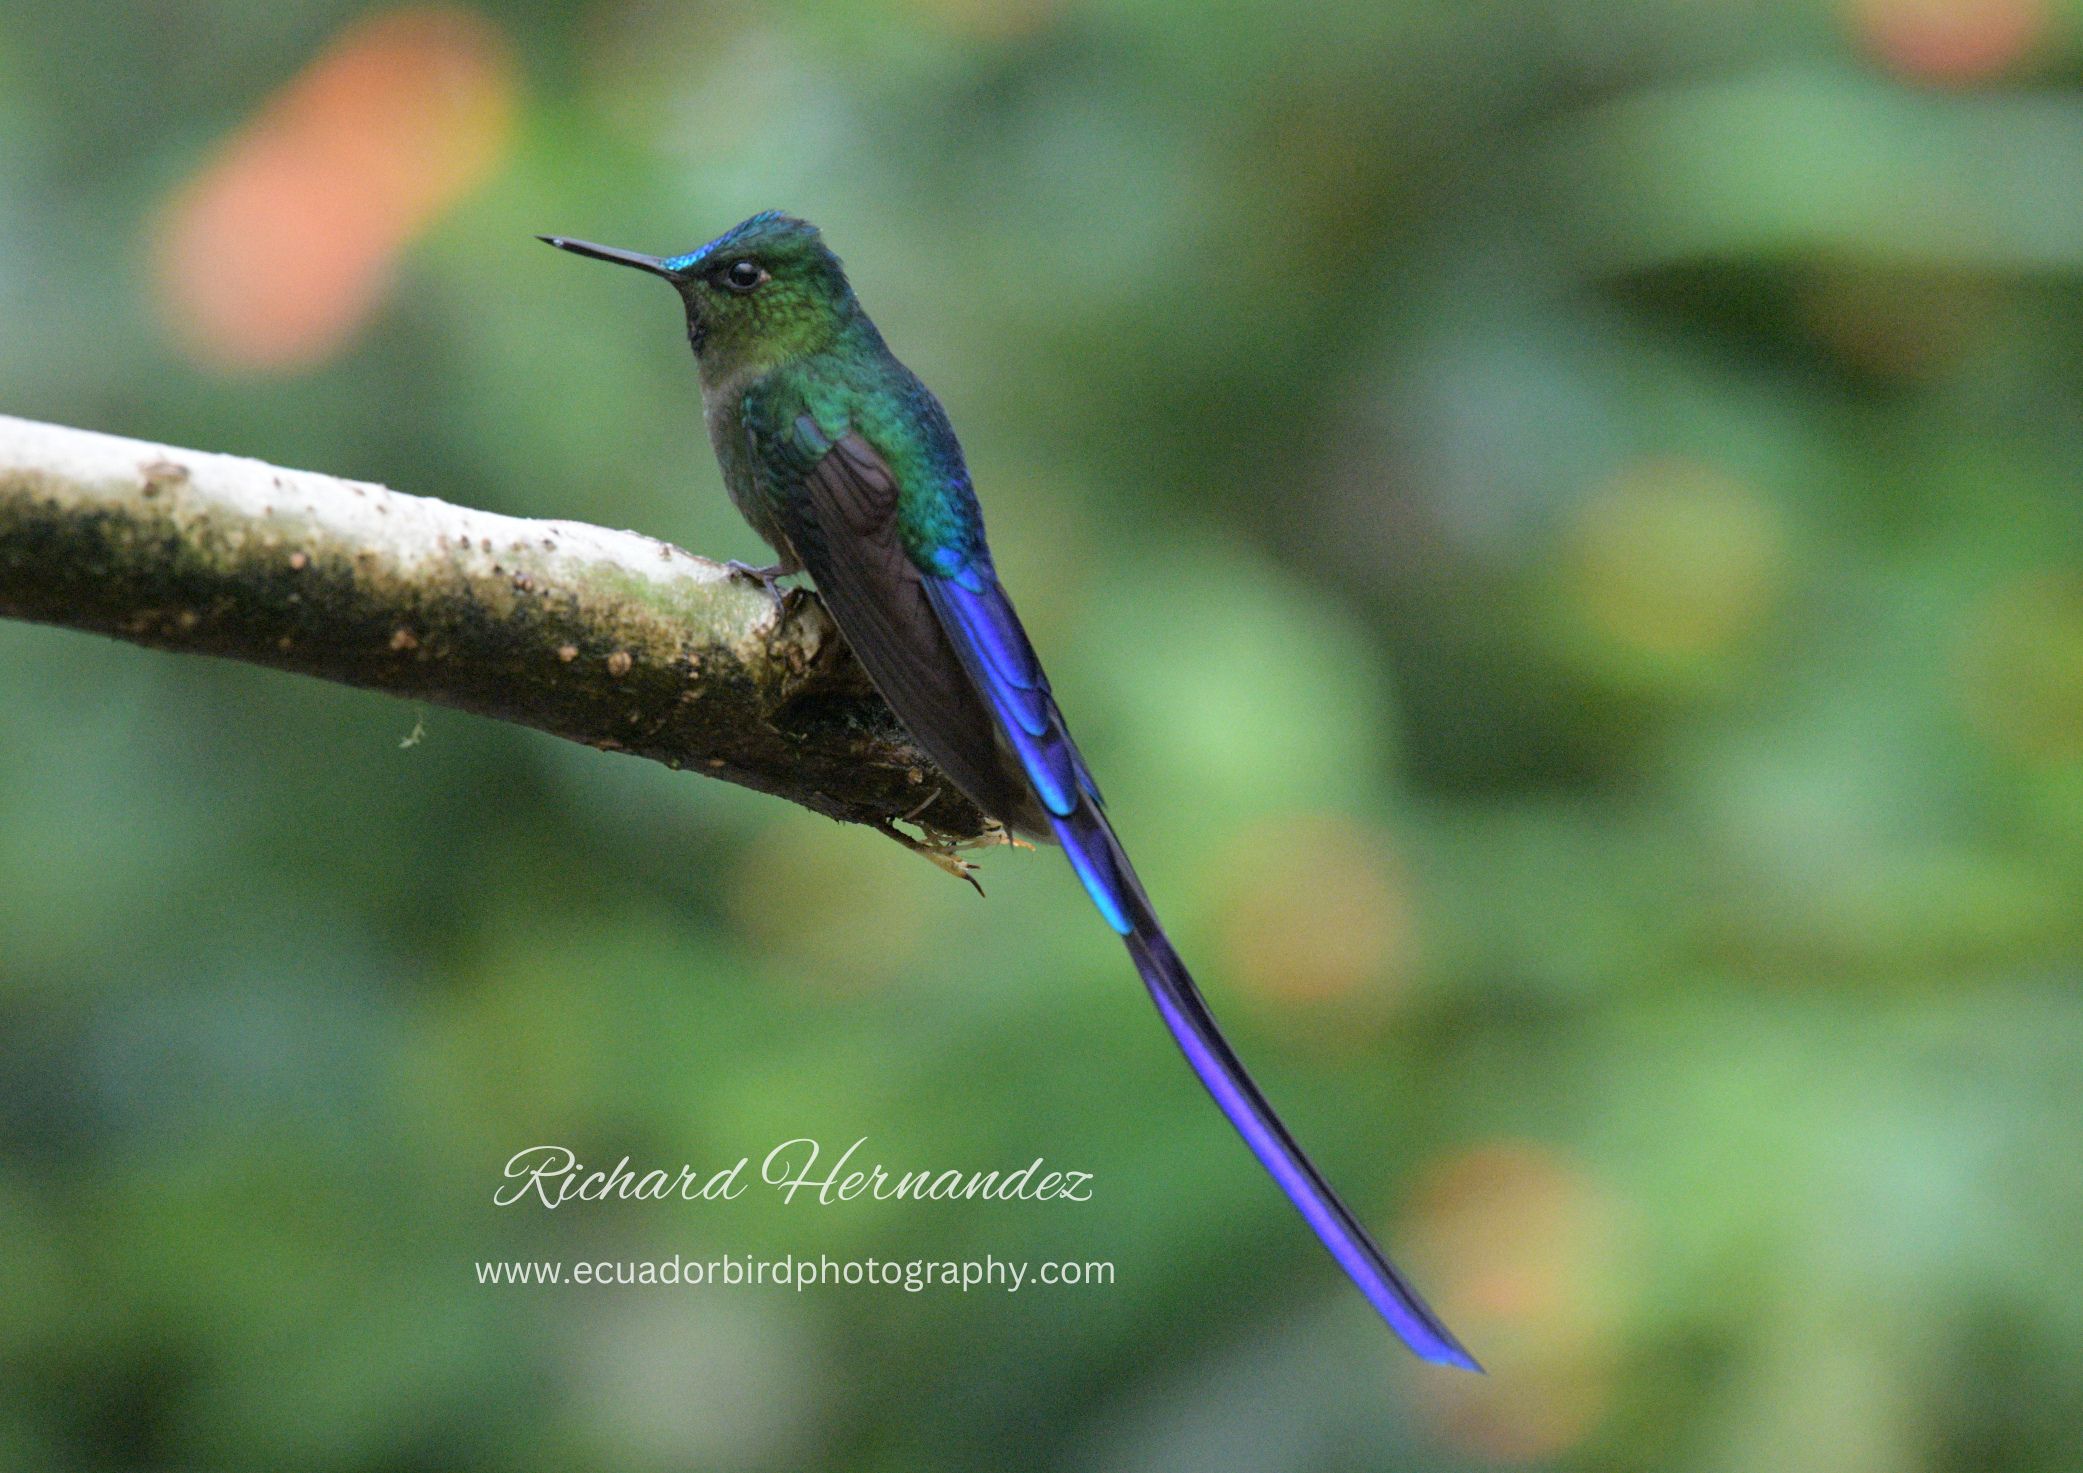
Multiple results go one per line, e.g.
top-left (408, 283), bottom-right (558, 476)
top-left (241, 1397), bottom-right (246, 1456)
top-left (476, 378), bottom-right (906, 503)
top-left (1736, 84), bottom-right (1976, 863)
top-left (0, 412), bottom-right (990, 842)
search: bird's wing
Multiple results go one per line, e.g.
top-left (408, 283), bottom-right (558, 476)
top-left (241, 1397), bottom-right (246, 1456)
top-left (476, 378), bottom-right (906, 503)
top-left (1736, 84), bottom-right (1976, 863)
top-left (759, 410), bottom-right (1047, 833)
top-left (775, 417), bottom-right (1478, 1371)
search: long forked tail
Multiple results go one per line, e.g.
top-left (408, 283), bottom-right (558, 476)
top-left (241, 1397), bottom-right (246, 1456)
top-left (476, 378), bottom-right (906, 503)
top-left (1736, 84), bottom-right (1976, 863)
top-left (926, 571), bottom-right (1477, 1368)
top-left (1055, 802), bottom-right (1481, 1372)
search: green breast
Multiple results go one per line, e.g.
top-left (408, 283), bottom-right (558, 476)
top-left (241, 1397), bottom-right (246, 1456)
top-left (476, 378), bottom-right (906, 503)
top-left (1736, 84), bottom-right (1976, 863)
top-left (701, 374), bottom-right (792, 555)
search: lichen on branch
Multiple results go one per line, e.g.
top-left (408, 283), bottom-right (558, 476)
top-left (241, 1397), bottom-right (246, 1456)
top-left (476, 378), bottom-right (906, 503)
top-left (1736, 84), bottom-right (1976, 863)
top-left (0, 412), bottom-right (989, 842)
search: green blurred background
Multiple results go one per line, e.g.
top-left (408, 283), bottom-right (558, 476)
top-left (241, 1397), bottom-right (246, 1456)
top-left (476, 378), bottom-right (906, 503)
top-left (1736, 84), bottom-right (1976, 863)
top-left (5, 0), bottom-right (2083, 1468)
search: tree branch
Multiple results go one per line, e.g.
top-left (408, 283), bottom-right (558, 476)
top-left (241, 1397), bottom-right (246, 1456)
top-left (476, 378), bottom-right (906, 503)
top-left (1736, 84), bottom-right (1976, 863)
top-left (0, 412), bottom-right (990, 842)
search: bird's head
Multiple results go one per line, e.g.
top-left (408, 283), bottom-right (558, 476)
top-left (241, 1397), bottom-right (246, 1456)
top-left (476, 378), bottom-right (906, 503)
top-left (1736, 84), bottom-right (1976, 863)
top-left (540, 211), bottom-right (858, 376)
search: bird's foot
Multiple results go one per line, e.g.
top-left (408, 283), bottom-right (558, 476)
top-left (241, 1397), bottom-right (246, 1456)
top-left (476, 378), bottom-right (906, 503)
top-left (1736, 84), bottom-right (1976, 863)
top-left (958, 819), bottom-right (1033, 852)
top-left (724, 559), bottom-right (799, 619)
top-left (898, 797), bottom-right (1033, 852)
top-left (874, 818), bottom-right (985, 897)
top-left (876, 796), bottom-right (1030, 892)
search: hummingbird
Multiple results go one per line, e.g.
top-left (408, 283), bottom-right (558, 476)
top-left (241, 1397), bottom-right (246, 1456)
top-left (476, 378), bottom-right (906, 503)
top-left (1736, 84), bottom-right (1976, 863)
top-left (541, 212), bottom-right (1478, 1370)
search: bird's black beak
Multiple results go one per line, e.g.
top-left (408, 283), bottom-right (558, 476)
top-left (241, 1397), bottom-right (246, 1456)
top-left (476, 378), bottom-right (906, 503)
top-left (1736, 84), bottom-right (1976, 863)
top-left (537, 236), bottom-right (679, 280)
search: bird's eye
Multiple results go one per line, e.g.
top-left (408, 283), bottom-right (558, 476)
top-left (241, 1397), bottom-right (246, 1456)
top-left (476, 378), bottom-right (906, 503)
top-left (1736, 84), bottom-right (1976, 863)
top-left (720, 259), bottom-right (767, 293)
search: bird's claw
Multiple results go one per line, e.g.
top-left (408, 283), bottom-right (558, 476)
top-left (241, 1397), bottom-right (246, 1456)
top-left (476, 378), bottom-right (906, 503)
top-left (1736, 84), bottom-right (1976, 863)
top-left (960, 819), bottom-right (1032, 852)
top-left (874, 818), bottom-right (986, 897)
top-left (920, 846), bottom-right (985, 895)
top-left (725, 559), bottom-right (798, 618)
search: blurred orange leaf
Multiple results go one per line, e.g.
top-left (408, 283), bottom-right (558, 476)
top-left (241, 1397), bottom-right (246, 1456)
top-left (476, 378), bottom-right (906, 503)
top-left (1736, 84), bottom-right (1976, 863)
top-left (1406, 1141), bottom-right (1631, 1463)
top-left (1211, 810), bottom-right (1416, 1014)
top-left (153, 6), bottom-right (517, 372)
top-left (1849, 0), bottom-right (2045, 85)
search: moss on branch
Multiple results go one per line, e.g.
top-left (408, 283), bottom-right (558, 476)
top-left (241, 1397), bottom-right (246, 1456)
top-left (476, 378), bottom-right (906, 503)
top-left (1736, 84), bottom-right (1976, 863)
top-left (0, 412), bottom-right (989, 842)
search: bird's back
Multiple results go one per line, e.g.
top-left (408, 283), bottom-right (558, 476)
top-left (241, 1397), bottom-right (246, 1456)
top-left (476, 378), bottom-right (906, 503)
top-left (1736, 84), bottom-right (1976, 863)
top-left (734, 346), bottom-right (1053, 836)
